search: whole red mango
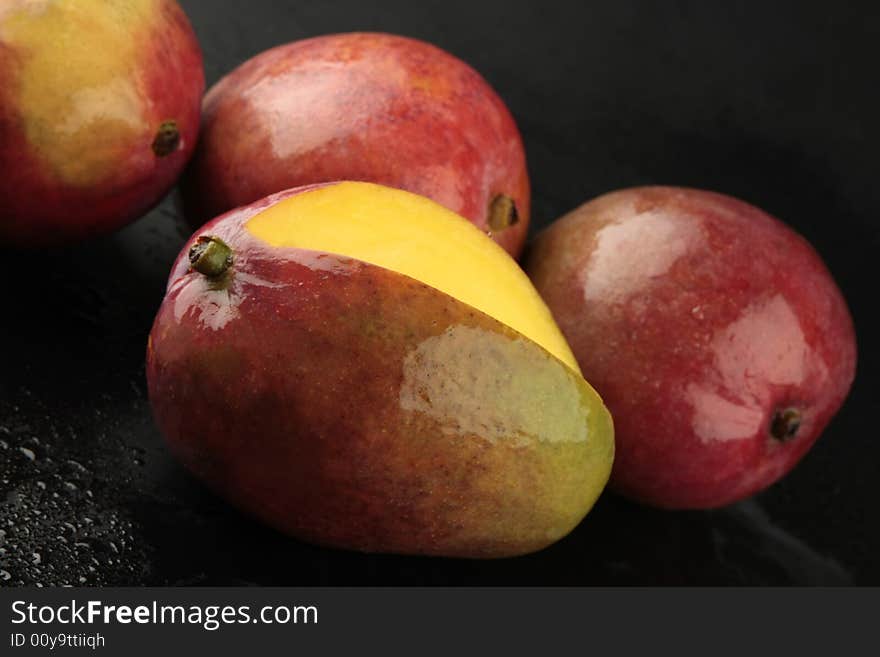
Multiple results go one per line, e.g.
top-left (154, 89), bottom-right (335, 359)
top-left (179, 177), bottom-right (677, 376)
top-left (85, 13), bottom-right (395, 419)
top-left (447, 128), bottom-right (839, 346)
top-left (181, 32), bottom-right (530, 257)
top-left (526, 187), bottom-right (856, 509)
top-left (0, 0), bottom-right (204, 246)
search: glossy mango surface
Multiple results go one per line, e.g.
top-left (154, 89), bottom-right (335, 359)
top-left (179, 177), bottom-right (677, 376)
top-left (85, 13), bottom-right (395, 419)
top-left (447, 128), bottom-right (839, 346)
top-left (147, 183), bottom-right (613, 557)
top-left (0, 0), bottom-right (203, 245)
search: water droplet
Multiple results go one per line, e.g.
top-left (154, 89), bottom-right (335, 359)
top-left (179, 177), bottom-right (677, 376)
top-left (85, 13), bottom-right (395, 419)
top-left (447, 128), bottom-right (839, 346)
top-left (19, 447), bottom-right (36, 461)
top-left (32, 552), bottom-right (41, 565)
top-left (0, 570), bottom-right (10, 581)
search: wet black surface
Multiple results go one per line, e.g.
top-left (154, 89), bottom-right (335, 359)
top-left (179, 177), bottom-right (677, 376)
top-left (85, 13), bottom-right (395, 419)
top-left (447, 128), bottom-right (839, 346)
top-left (1, 0), bottom-right (878, 585)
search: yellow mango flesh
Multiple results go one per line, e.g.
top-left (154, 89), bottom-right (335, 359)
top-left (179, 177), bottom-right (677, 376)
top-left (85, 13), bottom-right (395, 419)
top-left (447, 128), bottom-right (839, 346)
top-left (245, 181), bottom-right (581, 374)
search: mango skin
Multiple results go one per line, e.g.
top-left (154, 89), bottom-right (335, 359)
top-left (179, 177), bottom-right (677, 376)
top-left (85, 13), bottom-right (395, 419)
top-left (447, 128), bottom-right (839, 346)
top-left (0, 0), bottom-right (204, 246)
top-left (180, 32), bottom-right (530, 257)
top-left (146, 187), bottom-right (613, 558)
top-left (526, 187), bottom-right (856, 509)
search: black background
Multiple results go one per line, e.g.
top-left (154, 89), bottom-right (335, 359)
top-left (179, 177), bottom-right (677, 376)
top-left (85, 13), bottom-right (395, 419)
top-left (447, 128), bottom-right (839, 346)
top-left (1, 0), bottom-right (877, 585)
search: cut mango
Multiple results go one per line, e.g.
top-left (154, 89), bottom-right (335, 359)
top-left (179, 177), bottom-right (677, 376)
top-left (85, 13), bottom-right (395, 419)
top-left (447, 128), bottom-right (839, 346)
top-left (246, 181), bottom-right (580, 373)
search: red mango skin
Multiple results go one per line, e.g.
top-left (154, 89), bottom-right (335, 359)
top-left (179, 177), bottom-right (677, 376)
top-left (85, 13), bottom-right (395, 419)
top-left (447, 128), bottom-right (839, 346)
top-left (180, 32), bottom-right (530, 257)
top-left (526, 186), bottom-right (856, 509)
top-left (0, 0), bottom-right (204, 247)
top-left (146, 185), bottom-right (608, 558)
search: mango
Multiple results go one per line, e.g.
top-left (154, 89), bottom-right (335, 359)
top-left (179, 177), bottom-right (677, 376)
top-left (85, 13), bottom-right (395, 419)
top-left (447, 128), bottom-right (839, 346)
top-left (180, 32), bottom-right (530, 257)
top-left (147, 182), bottom-right (613, 558)
top-left (0, 0), bottom-right (203, 246)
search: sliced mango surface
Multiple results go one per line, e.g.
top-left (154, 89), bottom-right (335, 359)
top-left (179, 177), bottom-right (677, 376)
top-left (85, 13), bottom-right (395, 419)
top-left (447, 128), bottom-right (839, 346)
top-left (245, 181), bottom-right (581, 373)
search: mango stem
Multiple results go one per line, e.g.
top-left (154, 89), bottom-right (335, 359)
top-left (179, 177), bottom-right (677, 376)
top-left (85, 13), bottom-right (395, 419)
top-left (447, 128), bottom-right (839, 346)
top-left (770, 407), bottom-right (801, 442)
top-left (152, 120), bottom-right (180, 157)
top-left (488, 194), bottom-right (519, 231)
top-left (189, 235), bottom-right (233, 278)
